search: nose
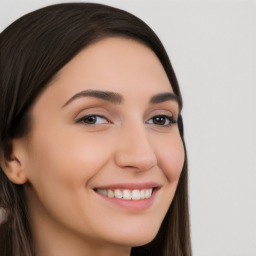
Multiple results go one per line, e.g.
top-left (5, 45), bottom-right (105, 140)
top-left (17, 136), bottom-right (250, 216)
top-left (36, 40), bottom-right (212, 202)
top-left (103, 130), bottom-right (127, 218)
top-left (114, 123), bottom-right (157, 172)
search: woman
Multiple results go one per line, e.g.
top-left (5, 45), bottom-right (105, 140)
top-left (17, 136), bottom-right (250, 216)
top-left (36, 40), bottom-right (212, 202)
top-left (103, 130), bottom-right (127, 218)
top-left (0, 3), bottom-right (191, 256)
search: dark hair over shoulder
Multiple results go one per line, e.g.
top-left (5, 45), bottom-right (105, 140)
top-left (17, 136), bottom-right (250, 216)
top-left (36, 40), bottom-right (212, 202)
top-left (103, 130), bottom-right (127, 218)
top-left (0, 3), bottom-right (191, 256)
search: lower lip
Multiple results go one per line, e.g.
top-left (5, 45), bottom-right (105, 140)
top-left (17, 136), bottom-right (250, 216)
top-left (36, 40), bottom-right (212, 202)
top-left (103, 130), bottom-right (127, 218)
top-left (95, 189), bottom-right (158, 211)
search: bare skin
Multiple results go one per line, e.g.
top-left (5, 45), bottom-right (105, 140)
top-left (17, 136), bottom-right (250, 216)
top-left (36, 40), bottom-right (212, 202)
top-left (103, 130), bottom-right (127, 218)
top-left (6, 37), bottom-right (184, 256)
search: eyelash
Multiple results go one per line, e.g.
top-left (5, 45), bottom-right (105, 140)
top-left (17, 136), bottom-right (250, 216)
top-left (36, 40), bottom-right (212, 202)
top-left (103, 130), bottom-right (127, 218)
top-left (146, 115), bottom-right (176, 127)
top-left (76, 114), bottom-right (176, 127)
top-left (76, 115), bottom-right (109, 125)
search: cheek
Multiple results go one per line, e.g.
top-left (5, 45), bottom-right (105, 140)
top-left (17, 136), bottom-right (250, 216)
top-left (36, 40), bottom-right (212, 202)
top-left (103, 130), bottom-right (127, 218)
top-left (27, 131), bottom-right (110, 185)
top-left (24, 129), bottom-right (113, 228)
top-left (155, 134), bottom-right (185, 181)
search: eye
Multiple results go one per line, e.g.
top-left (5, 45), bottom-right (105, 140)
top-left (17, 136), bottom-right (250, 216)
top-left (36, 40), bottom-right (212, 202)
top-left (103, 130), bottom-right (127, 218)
top-left (146, 115), bottom-right (176, 127)
top-left (76, 115), bottom-right (109, 125)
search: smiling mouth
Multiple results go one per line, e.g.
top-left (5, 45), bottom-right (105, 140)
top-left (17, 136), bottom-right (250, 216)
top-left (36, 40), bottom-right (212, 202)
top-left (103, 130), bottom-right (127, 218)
top-left (94, 188), bottom-right (155, 200)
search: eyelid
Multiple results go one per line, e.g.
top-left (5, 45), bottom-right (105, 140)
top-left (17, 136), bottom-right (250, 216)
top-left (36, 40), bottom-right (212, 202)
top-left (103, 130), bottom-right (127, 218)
top-left (145, 108), bottom-right (177, 119)
top-left (74, 107), bottom-right (113, 125)
top-left (146, 114), bottom-right (176, 127)
top-left (74, 106), bottom-right (112, 120)
top-left (76, 114), bottom-right (111, 125)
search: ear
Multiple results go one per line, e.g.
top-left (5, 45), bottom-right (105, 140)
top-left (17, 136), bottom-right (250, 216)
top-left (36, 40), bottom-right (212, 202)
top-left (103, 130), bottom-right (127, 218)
top-left (1, 139), bottom-right (28, 185)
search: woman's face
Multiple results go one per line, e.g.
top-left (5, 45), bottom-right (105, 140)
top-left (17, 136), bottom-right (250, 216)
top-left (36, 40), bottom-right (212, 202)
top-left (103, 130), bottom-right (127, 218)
top-left (20, 37), bottom-right (184, 253)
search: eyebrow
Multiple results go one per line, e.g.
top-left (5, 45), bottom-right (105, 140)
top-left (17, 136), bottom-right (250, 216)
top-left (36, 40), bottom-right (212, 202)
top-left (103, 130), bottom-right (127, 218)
top-left (62, 90), bottom-right (123, 107)
top-left (150, 92), bottom-right (181, 109)
top-left (62, 89), bottom-right (181, 109)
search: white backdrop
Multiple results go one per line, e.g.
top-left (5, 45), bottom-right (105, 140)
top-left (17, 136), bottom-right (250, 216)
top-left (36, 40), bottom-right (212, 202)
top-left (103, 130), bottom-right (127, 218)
top-left (1, 0), bottom-right (256, 255)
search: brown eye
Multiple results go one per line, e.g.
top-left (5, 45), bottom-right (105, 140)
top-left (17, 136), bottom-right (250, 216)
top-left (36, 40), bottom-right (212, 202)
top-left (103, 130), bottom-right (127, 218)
top-left (153, 116), bottom-right (166, 125)
top-left (84, 116), bottom-right (97, 124)
top-left (77, 115), bottom-right (108, 125)
top-left (147, 115), bottom-right (176, 127)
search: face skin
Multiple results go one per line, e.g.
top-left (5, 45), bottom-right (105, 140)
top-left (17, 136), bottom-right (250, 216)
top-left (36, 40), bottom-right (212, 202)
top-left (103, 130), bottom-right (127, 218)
top-left (12, 37), bottom-right (184, 256)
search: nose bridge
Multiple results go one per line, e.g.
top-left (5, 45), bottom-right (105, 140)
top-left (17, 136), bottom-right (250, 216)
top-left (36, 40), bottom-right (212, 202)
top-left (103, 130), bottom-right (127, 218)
top-left (114, 120), bottom-right (157, 171)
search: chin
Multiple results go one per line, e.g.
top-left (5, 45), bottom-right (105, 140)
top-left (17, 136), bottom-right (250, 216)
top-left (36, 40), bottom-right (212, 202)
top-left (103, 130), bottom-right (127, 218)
top-left (106, 226), bottom-right (159, 248)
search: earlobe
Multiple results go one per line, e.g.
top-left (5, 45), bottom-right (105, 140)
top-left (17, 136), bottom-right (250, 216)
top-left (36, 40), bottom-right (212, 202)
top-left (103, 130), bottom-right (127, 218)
top-left (2, 158), bottom-right (28, 185)
top-left (0, 141), bottom-right (28, 185)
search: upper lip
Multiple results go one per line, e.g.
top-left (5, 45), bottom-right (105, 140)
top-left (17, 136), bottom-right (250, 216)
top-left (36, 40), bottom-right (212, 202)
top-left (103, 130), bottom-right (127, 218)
top-left (94, 182), bottom-right (161, 190)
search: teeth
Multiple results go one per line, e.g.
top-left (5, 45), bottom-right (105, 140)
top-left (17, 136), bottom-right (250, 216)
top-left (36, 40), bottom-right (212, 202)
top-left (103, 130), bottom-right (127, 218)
top-left (97, 188), bottom-right (153, 200)
top-left (131, 190), bottom-right (140, 200)
top-left (97, 189), bottom-right (107, 196)
top-left (123, 189), bottom-right (132, 200)
top-left (140, 190), bottom-right (145, 199)
top-left (114, 189), bottom-right (122, 199)
top-left (145, 189), bottom-right (152, 199)
top-left (107, 189), bottom-right (114, 198)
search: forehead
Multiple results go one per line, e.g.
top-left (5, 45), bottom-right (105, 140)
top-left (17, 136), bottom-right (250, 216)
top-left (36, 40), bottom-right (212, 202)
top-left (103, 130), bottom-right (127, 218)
top-left (54, 37), bottom-right (173, 93)
top-left (34, 37), bottom-right (174, 112)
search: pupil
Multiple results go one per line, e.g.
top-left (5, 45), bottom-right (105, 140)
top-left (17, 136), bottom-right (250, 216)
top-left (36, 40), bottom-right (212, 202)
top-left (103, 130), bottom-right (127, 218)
top-left (87, 116), bottom-right (96, 124)
top-left (153, 116), bottom-right (165, 125)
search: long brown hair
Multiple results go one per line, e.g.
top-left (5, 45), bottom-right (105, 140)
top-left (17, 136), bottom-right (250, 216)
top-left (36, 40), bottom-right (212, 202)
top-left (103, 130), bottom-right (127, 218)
top-left (0, 3), bottom-right (191, 255)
